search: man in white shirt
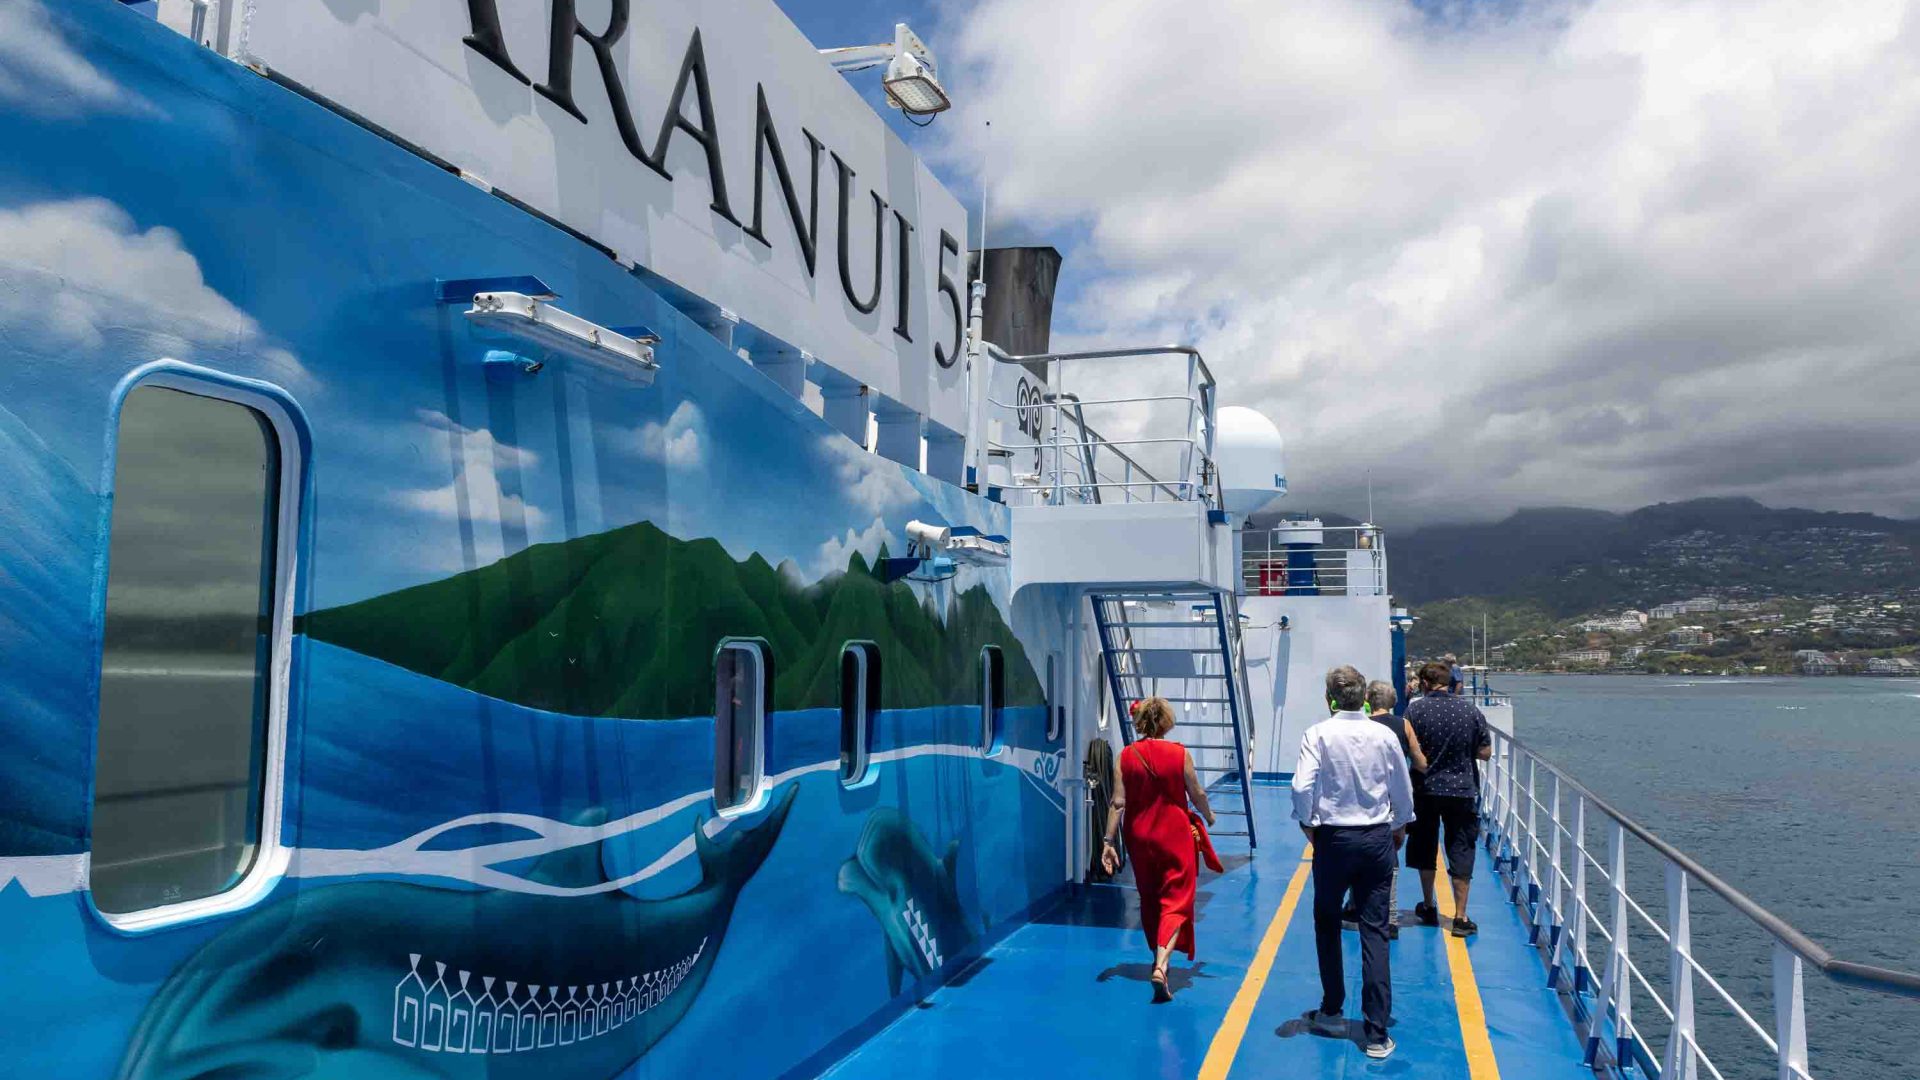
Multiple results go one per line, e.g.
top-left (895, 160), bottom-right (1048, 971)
top-left (1292, 665), bottom-right (1417, 1059)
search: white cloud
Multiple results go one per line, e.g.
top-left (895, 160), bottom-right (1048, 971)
top-left (814, 516), bottom-right (900, 578)
top-left (634, 401), bottom-right (704, 469)
top-left (399, 410), bottom-right (547, 528)
top-left (821, 436), bottom-right (920, 514)
top-left (936, 0), bottom-right (1920, 523)
top-left (0, 197), bottom-right (307, 386)
top-left (0, 0), bottom-right (146, 115)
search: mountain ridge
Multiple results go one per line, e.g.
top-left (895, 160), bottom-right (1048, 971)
top-left (298, 521), bottom-right (1044, 720)
top-left (1391, 496), bottom-right (1920, 612)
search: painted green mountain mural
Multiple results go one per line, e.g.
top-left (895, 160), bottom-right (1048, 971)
top-left (300, 521), bottom-right (1043, 719)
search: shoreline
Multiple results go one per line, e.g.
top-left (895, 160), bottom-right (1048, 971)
top-left (1487, 669), bottom-right (1920, 680)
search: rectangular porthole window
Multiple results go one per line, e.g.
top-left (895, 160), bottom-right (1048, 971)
top-left (91, 382), bottom-right (292, 923)
top-left (714, 641), bottom-right (768, 813)
top-left (1045, 652), bottom-right (1062, 742)
top-left (980, 645), bottom-right (1004, 753)
top-left (839, 642), bottom-right (880, 785)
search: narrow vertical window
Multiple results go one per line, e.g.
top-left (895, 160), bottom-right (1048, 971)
top-left (91, 384), bottom-right (285, 918)
top-left (980, 645), bottom-right (1004, 753)
top-left (839, 642), bottom-right (879, 785)
top-left (1046, 652), bottom-right (1062, 742)
top-left (714, 641), bottom-right (767, 812)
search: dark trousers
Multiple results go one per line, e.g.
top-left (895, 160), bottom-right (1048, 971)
top-left (1312, 823), bottom-right (1394, 1043)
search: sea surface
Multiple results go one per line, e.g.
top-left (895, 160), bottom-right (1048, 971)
top-left (1505, 675), bottom-right (1920, 1080)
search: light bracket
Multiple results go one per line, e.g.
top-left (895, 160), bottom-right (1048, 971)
top-left (464, 292), bottom-right (660, 384)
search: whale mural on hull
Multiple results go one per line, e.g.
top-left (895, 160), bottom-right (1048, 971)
top-left (116, 788), bottom-right (796, 1080)
top-left (839, 809), bottom-right (978, 996)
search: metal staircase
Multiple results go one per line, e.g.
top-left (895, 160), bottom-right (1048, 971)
top-left (1090, 590), bottom-right (1258, 846)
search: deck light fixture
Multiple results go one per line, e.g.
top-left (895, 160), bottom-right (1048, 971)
top-left (464, 292), bottom-right (660, 384)
top-left (881, 520), bottom-right (1007, 582)
top-left (821, 24), bottom-right (952, 118)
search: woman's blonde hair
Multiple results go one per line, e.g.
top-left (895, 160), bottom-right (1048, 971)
top-left (1133, 696), bottom-right (1176, 738)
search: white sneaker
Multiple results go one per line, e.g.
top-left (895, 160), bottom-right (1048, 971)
top-left (1365, 1036), bottom-right (1397, 1059)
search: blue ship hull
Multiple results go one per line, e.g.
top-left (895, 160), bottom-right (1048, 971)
top-left (0, 3), bottom-right (1071, 1076)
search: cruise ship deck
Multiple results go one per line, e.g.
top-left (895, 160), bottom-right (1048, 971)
top-left (827, 783), bottom-right (1594, 1080)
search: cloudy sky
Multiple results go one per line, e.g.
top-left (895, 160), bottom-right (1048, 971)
top-left (784, 0), bottom-right (1920, 526)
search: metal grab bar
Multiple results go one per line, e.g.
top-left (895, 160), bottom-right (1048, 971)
top-left (1478, 729), bottom-right (1920, 1080)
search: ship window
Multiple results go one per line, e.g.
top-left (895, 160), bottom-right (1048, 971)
top-left (1046, 652), bottom-right (1064, 742)
top-left (980, 646), bottom-right (1004, 753)
top-left (90, 383), bottom-right (286, 920)
top-left (840, 642), bottom-right (880, 785)
top-left (714, 641), bottom-right (768, 813)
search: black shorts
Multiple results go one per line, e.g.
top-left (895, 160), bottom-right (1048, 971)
top-left (1406, 792), bottom-right (1478, 878)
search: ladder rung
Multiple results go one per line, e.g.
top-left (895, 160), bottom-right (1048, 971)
top-left (1211, 830), bottom-right (1250, 837)
top-left (1212, 807), bottom-right (1248, 815)
top-left (1106, 620), bottom-right (1218, 628)
top-left (1180, 721), bottom-right (1237, 727)
top-left (1183, 744), bottom-right (1237, 751)
top-left (1193, 765), bottom-right (1243, 773)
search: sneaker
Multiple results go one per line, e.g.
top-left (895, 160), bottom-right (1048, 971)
top-left (1365, 1036), bottom-right (1397, 1059)
top-left (1387, 922), bottom-right (1400, 941)
top-left (1305, 1009), bottom-right (1345, 1037)
top-left (1451, 916), bottom-right (1479, 938)
top-left (1413, 901), bottom-right (1440, 926)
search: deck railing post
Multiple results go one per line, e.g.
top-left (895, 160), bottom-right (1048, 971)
top-left (1663, 861), bottom-right (1699, 1080)
top-left (1772, 943), bottom-right (1810, 1080)
top-left (1557, 793), bottom-right (1591, 991)
top-left (1506, 745), bottom-right (1524, 901)
top-left (1506, 740), bottom-right (1521, 877)
top-left (1482, 736), bottom-right (1499, 850)
top-left (1589, 822), bottom-right (1632, 1069)
top-left (1490, 738), bottom-right (1507, 867)
top-left (1542, 770), bottom-right (1561, 949)
top-left (1525, 756), bottom-right (1541, 920)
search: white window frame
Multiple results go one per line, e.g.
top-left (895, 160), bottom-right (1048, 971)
top-left (979, 645), bottom-right (1003, 754)
top-left (839, 642), bottom-right (878, 786)
top-left (713, 639), bottom-right (769, 817)
top-left (91, 368), bottom-right (303, 933)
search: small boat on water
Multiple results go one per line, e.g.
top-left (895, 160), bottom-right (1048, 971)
top-left (0, 3), bottom-right (1913, 1077)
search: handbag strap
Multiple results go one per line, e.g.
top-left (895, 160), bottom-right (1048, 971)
top-left (1127, 740), bottom-right (1159, 781)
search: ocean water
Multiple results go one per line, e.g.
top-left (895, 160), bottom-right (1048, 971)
top-left (1507, 675), bottom-right (1920, 1080)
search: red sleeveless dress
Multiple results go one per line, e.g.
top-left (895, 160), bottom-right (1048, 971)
top-left (1121, 738), bottom-right (1199, 958)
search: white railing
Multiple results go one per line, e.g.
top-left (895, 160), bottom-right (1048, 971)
top-left (1479, 729), bottom-right (1920, 1080)
top-left (1242, 524), bottom-right (1387, 596)
top-left (984, 345), bottom-right (1214, 505)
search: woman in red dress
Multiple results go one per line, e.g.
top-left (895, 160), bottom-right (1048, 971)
top-left (1100, 697), bottom-right (1217, 1002)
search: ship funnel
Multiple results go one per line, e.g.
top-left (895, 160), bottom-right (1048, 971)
top-left (968, 247), bottom-right (1061, 377)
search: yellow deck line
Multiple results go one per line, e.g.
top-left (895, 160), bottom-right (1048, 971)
top-left (1197, 843), bottom-right (1313, 1080)
top-left (1436, 857), bottom-right (1503, 1079)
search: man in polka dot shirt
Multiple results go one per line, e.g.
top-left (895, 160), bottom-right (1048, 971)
top-left (1404, 660), bottom-right (1492, 936)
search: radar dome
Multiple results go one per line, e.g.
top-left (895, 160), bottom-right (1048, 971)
top-left (1214, 406), bottom-right (1287, 517)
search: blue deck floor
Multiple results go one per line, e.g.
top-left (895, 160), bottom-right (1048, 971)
top-left (824, 784), bottom-right (1596, 1080)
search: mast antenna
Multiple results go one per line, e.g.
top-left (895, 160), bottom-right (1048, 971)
top-left (979, 119), bottom-right (991, 258)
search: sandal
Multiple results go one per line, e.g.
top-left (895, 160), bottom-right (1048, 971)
top-left (1150, 961), bottom-right (1174, 1003)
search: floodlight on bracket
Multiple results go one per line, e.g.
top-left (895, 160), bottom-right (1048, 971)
top-left (879, 519), bottom-right (1008, 583)
top-left (820, 23), bottom-right (951, 118)
top-left (464, 292), bottom-right (660, 385)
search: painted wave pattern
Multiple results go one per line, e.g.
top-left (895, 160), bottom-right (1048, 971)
top-left (392, 940), bottom-right (706, 1054)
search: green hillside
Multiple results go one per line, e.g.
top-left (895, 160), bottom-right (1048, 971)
top-left (300, 521), bottom-right (1043, 719)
